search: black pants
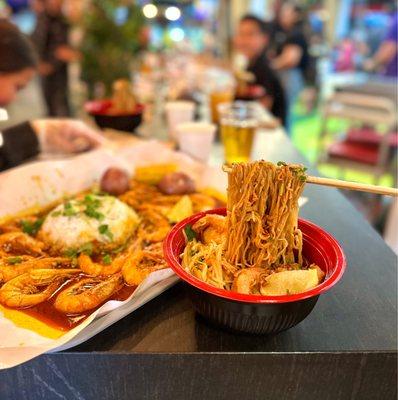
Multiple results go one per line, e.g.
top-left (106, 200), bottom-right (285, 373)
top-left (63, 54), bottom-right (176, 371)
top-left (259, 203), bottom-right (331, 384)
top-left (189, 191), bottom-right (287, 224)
top-left (42, 70), bottom-right (70, 117)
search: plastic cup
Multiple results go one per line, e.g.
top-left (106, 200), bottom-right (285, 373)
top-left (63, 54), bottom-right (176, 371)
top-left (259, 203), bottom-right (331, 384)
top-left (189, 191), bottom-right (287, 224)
top-left (176, 122), bottom-right (216, 163)
top-left (165, 101), bottom-right (195, 140)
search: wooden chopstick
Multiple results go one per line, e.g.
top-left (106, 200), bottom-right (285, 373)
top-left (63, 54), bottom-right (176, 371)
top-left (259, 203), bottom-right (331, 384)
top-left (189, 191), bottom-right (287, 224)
top-left (222, 165), bottom-right (398, 197)
top-left (306, 176), bottom-right (398, 196)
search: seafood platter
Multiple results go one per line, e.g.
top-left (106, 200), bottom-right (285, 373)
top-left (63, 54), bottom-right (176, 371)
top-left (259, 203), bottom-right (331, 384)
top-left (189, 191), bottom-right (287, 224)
top-left (0, 141), bottom-right (226, 369)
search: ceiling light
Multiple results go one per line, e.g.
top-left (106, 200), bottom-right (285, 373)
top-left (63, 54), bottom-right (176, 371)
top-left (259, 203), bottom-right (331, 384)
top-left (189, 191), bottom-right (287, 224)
top-left (165, 6), bottom-right (181, 21)
top-left (143, 4), bottom-right (158, 19)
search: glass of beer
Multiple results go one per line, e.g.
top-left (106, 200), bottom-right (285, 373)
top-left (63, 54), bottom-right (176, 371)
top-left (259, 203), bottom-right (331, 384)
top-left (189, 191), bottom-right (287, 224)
top-left (209, 89), bottom-right (234, 124)
top-left (218, 101), bottom-right (259, 164)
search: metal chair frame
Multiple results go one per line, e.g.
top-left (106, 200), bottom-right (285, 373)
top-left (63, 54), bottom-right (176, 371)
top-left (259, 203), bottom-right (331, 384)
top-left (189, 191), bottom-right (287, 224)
top-left (317, 92), bottom-right (397, 185)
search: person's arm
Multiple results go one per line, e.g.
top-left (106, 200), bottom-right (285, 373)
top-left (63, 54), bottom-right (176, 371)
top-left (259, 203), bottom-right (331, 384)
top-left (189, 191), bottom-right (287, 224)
top-left (0, 119), bottom-right (105, 172)
top-left (364, 15), bottom-right (398, 72)
top-left (271, 44), bottom-right (303, 70)
top-left (366, 41), bottom-right (397, 70)
top-left (55, 46), bottom-right (81, 63)
top-left (0, 122), bottom-right (40, 171)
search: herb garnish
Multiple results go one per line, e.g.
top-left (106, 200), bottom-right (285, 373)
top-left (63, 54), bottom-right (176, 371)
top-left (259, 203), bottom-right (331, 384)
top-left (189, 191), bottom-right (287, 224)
top-left (20, 218), bottom-right (44, 235)
top-left (82, 194), bottom-right (101, 207)
top-left (62, 201), bottom-right (78, 217)
top-left (84, 206), bottom-right (104, 220)
top-left (184, 225), bottom-right (197, 242)
top-left (99, 224), bottom-right (113, 240)
top-left (64, 248), bottom-right (78, 258)
top-left (102, 254), bottom-right (112, 265)
top-left (7, 256), bottom-right (23, 265)
top-left (81, 195), bottom-right (105, 220)
top-left (64, 242), bottom-right (93, 258)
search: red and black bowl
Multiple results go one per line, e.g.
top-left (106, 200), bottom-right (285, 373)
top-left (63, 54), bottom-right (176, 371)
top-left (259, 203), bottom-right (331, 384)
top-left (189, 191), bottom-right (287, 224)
top-left (163, 208), bottom-right (346, 335)
top-left (85, 99), bottom-right (144, 133)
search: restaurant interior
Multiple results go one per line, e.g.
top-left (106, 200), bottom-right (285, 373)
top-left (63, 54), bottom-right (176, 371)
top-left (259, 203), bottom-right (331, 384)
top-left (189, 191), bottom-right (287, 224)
top-left (0, 0), bottom-right (397, 398)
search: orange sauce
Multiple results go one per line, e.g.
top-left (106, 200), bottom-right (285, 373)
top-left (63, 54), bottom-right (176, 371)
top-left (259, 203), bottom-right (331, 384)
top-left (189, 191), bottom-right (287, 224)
top-left (13, 279), bottom-right (137, 332)
top-left (0, 191), bottom-right (226, 334)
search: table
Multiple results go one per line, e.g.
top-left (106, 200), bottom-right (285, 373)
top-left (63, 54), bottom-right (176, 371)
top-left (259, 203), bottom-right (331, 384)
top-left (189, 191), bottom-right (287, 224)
top-left (335, 79), bottom-right (398, 103)
top-left (1, 130), bottom-right (397, 400)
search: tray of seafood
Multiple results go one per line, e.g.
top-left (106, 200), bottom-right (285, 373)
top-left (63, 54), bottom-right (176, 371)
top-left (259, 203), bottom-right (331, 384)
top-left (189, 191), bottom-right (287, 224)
top-left (0, 141), bottom-right (227, 369)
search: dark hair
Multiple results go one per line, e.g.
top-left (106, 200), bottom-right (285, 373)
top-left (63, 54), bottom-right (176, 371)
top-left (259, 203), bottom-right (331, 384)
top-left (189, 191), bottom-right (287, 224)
top-left (240, 14), bottom-right (271, 35)
top-left (0, 19), bottom-right (38, 73)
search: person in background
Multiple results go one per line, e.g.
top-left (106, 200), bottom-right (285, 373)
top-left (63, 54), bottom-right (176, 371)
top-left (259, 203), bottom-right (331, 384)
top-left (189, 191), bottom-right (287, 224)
top-left (270, 2), bottom-right (309, 132)
top-left (31, 0), bottom-right (76, 116)
top-left (334, 37), bottom-right (356, 72)
top-left (364, 11), bottom-right (398, 78)
top-left (234, 15), bottom-right (286, 126)
top-left (0, 19), bottom-right (103, 171)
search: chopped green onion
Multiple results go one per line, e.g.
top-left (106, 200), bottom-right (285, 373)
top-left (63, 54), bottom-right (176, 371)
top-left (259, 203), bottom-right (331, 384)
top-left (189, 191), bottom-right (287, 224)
top-left (20, 218), bottom-right (44, 235)
top-left (102, 254), bottom-right (112, 265)
top-left (184, 225), bottom-right (197, 242)
top-left (7, 256), bottom-right (23, 265)
top-left (62, 201), bottom-right (77, 217)
top-left (99, 224), bottom-right (113, 240)
top-left (64, 248), bottom-right (78, 258)
top-left (64, 242), bottom-right (93, 258)
top-left (112, 244), bottom-right (126, 254)
top-left (84, 205), bottom-right (104, 220)
top-left (83, 194), bottom-right (101, 207)
top-left (299, 175), bottom-right (307, 182)
top-left (79, 242), bottom-right (94, 256)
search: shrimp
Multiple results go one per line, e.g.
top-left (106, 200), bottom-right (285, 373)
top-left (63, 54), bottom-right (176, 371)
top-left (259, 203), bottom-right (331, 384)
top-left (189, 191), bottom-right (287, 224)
top-left (137, 207), bottom-right (171, 243)
top-left (232, 268), bottom-right (266, 294)
top-left (0, 257), bottom-right (72, 283)
top-left (54, 273), bottom-right (124, 314)
top-left (0, 221), bottom-right (22, 234)
top-left (122, 243), bottom-right (167, 286)
top-left (0, 268), bottom-right (79, 308)
top-left (192, 215), bottom-right (226, 245)
top-left (77, 238), bottom-right (143, 276)
top-left (77, 253), bottom-right (126, 277)
top-left (0, 232), bottom-right (45, 256)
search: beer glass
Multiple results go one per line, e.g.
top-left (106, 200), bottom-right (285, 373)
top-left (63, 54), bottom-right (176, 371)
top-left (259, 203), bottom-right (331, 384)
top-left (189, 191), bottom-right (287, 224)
top-left (218, 101), bottom-right (260, 163)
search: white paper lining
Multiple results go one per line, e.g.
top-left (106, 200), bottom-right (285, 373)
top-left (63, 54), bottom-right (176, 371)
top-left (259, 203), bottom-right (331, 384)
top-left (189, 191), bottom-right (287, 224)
top-left (0, 141), bottom-right (226, 369)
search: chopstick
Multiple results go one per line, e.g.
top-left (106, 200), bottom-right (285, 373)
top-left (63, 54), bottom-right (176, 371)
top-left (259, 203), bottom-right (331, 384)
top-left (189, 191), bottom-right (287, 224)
top-left (222, 165), bottom-right (398, 197)
top-left (306, 176), bottom-right (398, 196)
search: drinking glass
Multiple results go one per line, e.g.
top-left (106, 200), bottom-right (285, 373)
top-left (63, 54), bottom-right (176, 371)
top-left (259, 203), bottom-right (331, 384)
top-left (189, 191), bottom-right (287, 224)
top-left (218, 101), bottom-right (260, 164)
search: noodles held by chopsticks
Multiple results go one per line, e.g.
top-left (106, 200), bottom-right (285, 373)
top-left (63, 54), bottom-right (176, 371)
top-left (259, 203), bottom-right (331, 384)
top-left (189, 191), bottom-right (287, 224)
top-left (225, 161), bottom-right (306, 269)
top-left (182, 161), bottom-right (322, 295)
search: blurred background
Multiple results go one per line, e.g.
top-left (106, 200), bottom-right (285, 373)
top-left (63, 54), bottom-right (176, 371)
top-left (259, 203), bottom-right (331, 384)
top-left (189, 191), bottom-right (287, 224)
top-left (0, 0), bottom-right (397, 242)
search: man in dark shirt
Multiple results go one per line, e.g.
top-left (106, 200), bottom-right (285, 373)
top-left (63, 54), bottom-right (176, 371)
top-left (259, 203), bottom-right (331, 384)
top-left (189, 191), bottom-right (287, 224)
top-left (269, 3), bottom-right (310, 133)
top-left (272, 24), bottom-right (309, 75)
top-left (234, 15), bottom-right (287, 126)
top-left (31, 0), bottom-right (71, 116)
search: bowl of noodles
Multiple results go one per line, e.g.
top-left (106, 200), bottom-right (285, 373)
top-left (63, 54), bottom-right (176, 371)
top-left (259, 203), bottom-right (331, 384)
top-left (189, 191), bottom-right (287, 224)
top-left (164, 161), bottom-right (346, 334)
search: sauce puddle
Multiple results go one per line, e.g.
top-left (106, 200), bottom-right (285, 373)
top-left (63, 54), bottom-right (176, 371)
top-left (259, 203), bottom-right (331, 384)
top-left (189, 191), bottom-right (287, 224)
top-left (14, 280), bottom-right (137, 332)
